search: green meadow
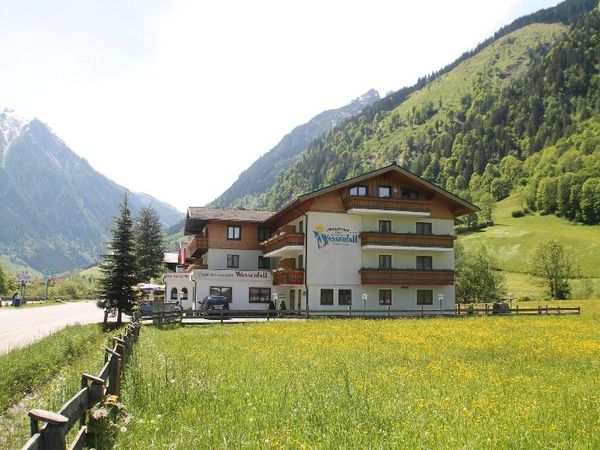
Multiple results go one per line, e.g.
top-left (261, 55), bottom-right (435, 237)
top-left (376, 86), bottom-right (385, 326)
top-left (459, 195), bottom-right (600, 298)
top-left (115, 303), bottom-right (600, 449)
top-left (0, 324), bottom-right (122, 449)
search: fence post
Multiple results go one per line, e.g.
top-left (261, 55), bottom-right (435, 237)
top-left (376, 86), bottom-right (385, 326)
top-left (387, 305), bottom-right (390, 318)
top-left (457, 303), bottom-right (461, 315)
top-left (516, 305), bottom-right (519, 314)
top-left (421, 306), bottom-right (424, 317)
top-left (267, 308), bottom-right (270, 321)
top-left (485, 304), bottom-right (489, 315)
top-left (220, 308), bottom-right (224, 324)
top-left (348, 305), bottom-right (351, 318)
top-left (538, 305), bottom-right (542, 315)
top-left (28, 409), bottom-right (68, 449)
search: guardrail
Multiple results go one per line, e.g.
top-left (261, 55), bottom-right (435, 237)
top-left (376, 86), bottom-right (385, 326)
top-left (22, 316), bottom-right (141, 450)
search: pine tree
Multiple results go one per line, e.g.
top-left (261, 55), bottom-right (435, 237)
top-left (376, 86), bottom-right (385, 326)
top-left (98, 192), bottom-right (137, 325)
top-left (134, 206), bottom-right (165, 283)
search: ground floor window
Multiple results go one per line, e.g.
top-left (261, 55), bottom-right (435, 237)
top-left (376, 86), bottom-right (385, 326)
top-left (379, 289), bottom-right (392, 305)
top-left (249, 287), bottom-right (271, 303)
top-left (180, 287), bottom-right (188, 300)
top-left (338, 289), bottom-right (352, 305)
top-left (320, 289), bottom-right (334, 305)
top-left (417, 290), bottom-right (433, 305)
top-left (170, 287), bottom-right (178, 300)
top-left (210, 286), bottom-right (232, 302)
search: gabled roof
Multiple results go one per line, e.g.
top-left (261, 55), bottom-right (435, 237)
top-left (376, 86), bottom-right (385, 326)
top-left (266, 163), bottom-right (479, 224)
top-left (184, 207), bottom-right (275, 235)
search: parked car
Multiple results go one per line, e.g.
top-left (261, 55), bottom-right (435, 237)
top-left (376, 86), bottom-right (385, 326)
top-left (200, 295), bottom-right (230, 315)
top-left (140, 301), bottom-right (154, 316)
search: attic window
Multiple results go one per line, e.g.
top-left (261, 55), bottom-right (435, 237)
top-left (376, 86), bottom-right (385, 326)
top-left (401, 188), bottom-right (420, 200)
top-left (349, 186), bottom-right (367, 196)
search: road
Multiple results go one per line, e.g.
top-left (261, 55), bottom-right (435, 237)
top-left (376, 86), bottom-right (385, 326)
top-left (0, 301), bottom-right (105, 354)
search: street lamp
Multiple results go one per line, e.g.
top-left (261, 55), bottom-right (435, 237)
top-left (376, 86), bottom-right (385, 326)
top-left (362, 293), bottom-right (368, 317)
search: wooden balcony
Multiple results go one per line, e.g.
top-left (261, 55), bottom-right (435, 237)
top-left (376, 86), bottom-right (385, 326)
top-left (260, 232), bottom-right (304, 256)
top-left (360, 232), bottom-right (454, 249)
top-left (343, 196), bottom-right (431, 214)
top-left (272, 269), bottom-right (304, 285)
top-left (188, 236), bottom-right (208, 257)
top-left (359, 268), bottom-right (454, 285)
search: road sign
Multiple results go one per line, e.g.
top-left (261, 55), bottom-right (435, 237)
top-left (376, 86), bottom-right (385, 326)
top-left (18, 273), bottom-right (32, 284)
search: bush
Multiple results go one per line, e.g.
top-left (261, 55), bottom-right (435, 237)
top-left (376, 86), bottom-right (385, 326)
top-left (511, 210), bottom-right (526, 218)
top-left (278, 299), bottom-right (287, 311)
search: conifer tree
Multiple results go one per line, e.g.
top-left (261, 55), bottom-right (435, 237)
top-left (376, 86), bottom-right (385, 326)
top-left (134, 206), bottom-right (165, 283)
top-left (98, 192), bottom-right (137, 325)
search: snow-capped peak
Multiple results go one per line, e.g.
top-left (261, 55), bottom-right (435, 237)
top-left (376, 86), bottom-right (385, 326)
top-left (1, 108), bottom-right (28, 168)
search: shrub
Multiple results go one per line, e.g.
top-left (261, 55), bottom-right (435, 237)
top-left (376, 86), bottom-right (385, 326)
top-left (512, 210), bottom-right (526, 218)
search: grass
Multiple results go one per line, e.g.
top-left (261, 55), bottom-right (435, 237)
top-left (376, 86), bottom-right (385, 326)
top-left (116, 307), bottom-right (600, 448)
top-left (459, 195), bottom-right (600, 277)
top-left (0, 324), bottom-right (123, 449)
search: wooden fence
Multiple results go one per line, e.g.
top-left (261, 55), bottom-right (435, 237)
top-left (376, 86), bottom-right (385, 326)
top-left (142, 304), bottom-right (581, 324)
top-left (22, 317), bottom-right (141, 450)
top-left (456, 303), bottom-right (581, 316)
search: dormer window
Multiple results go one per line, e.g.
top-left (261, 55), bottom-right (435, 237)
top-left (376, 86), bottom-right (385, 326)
top-left (349, 186), bottom-right (367, 196)
top-left (378, 186), bottom-right (391, 198)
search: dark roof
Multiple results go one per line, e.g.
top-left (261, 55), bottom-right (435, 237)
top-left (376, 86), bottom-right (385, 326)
top-left (187, 207), bottom-right (274, 222)
top-left (184, 207), bottom-right (275, 235)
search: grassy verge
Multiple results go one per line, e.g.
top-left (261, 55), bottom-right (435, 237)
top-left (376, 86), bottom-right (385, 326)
top-left (0, 324), bottom-right (122, 449)
top-left (116, 309), bottom-right (600, 448)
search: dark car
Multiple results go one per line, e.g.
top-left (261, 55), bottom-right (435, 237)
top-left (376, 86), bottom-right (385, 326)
top-left (200, 295), bottom-right (230, 315)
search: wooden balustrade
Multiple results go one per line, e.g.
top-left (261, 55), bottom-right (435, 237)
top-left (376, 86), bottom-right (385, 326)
top-left (272, 269), bottom-right (304, 285)
top-left (359, 268), bottom-right (454, 285)
top-left (343, 196), bottom-right (431, 213)
top-left (360, 232), bottom-right (454, 248)
top-left (188, 236), bottom-right (209, 257)
top-left (260, 232), bottom-right (304, 255)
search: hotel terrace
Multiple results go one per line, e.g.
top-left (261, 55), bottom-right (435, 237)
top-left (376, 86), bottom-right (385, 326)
top-left (164, 163), bottom-right (478, 313)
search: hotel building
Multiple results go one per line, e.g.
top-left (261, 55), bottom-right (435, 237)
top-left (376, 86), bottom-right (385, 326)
top-left (165, 163), bottom-right (478, 313)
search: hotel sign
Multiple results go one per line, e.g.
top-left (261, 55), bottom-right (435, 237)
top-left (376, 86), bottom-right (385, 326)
top-left (313, 224), bottom-right (359, 250)
top-left (193, 270), bottom-right (272, 280)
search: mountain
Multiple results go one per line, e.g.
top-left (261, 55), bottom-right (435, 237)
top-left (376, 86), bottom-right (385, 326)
top-left (256, 0), bottom-right (599, 228)
top-left (0, 110), bottom-right (183, 273)
top-left (210, 89), bottom-right (380, 208)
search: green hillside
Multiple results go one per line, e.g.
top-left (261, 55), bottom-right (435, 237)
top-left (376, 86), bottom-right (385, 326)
top-left (459, 195), bottom-right (600, 276)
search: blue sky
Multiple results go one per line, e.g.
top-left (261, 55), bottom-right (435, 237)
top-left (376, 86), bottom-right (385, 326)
top-left (0, 0), bottom-right (561, 210)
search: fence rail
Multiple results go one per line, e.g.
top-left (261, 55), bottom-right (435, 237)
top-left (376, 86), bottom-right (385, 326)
top-left (22, 315), bottom-right (141, 450)
top-left (142, 304), bottom-right (581, 324)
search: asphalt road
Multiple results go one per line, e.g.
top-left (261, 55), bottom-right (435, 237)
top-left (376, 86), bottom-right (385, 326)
top-left (0, 301), bottom-right (104, 354)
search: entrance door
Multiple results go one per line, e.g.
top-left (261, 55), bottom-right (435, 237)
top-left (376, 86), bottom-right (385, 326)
top-left (290, 289), bottom-right (295, 310)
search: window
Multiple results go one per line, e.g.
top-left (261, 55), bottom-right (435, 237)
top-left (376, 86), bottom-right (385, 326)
top-left (379, 255), bottom-right (392, 269)
top-left (320, 289), bottom-right (334, 305)
top-left (257, 227), bottom-right (271, 242)
top-left (416, 256), bottom-right (433, 270)
top-left (416, 222), bottom-right (432, 235)
top-left (258, 255), bottom-right (271, 269)
top-left (298, 220), bottom-right (304, 234)
top-left (417, 290), bottom-right (433, 305)
top-left (210, 286), bottom-right (232, 302)
top-left (227, 254), bottom-right (240, 268)
top-left (401, 188), bottom-right (419, 200)
top-left (227, 225), bottom-right (241, 240)
top-left (379, 220), bottom-right (392, 233)
top-left (338, 289), bottom-right (352, 305)
top-left (349, 186), bottom-right (367, 196)
top-left (379, 289), bottom-right (392, 305)
top-left (170, 288), bottom-right (178, 300)
top-left (249, 287), bottom-right (271, 303)
top-left (298, 254), bottom-right (304, 270)
top-left (378, 186), bottom-right (391, 198)
top-left (180, 288), bottom-right (188, 300)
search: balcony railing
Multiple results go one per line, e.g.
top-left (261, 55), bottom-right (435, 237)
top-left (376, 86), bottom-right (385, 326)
top-left (360, 232), bottom-right (454, 248)
top-left (260, 232), bottom-right (304, 255)
top-left (343, 196), bottom-right (431, 213)
top-left (359, 268), bottom-right (454, 285)
top-left (188, 236), bottom-right (208, 257)
top-left (272, 269), bottom-right (304, 285)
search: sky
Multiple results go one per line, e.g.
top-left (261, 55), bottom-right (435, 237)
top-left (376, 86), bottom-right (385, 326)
top-left (0, 0), bottom-right (561, 212)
